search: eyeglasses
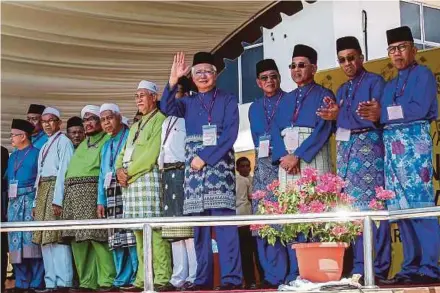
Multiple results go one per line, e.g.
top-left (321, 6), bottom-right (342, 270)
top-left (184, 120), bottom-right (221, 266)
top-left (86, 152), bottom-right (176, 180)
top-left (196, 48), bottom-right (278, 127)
top-left (41, 118), bottom-right (59, 125)
top-left (338, 55), bottom-right (356, 64)
top-left (10, 133), bottom-right (24, 138)
top-left (193, 70), bottom-right (216, 77)
top-left (259, 74), bottom-right (279, 81)
top-left (100, 115), bottom-right (115, 123)
top-left (135, 92), bottom-right (154, 100)
top-left (82, 116), bottom-right (99, 123)
top-left (289, 62), bottom-right (310, 69)
top-left (67, 130), bottom-right (85, 135)
top-left (387, 43), bottom-right (411, 55)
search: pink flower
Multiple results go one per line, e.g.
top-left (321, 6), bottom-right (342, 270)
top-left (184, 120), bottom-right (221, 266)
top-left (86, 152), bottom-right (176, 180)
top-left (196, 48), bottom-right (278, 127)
top-left (267, 180), bottom-right (280, 192)
top-left (339, 193), bottom-right (356, 205)
top-left (309, 200), bottom-right (326, 213)
top-left (331, 225), bottom-right (349, 237)
top-left (297, 167), bottom-right (318, 185)
top-left (316, 173), bottom-right (346, 194)
top-left (298, 203), bottom-right (310, 213)
top-left (250, 224), bottom-right (265, 231)
top-left (374, 186), bottom-right (396, 200)
top-left (251, 190), bottom-right (267, 200)
top-left (368, 199), bottom-right (385, 210)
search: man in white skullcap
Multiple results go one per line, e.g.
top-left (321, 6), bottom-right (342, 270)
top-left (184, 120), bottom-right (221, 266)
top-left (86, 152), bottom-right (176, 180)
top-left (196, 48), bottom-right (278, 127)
top-left (115, 80), bottom-right (172, 291)
top-left (61, 105), bottom-right (116, 291)
top-left (97, 104), bottom-right (137, 290)
top-left (32, 107), bottom-right (75, 291)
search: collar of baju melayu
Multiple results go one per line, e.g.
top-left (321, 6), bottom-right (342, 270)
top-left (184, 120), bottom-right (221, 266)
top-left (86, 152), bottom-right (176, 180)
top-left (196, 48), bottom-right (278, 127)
top-left (111, 126), bottom-right (126, 140)
top-left (398, 62), bottom-right (418, 74)
top-left (47, 130), bottom-right (62, 142)
top-left (264, 89), bottom-right (283, 100)
top-left (32, 130), bottom-right (44, 139)
top-left (296, 80), bottom-right (316, 92)
top-left (349, 68), bottom-right (366, 83)
top-left (86, 131), bottom-right (106, 148)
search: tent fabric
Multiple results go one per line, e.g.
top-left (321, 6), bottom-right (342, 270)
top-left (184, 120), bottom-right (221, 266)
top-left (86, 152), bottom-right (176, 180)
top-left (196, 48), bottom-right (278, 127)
top-left (1, 1), bottom-right (273, 149)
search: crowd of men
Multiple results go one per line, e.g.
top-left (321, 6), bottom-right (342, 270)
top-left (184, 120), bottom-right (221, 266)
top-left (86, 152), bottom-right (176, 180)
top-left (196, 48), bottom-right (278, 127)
top-left (1, 25), bottom-right (439, 293)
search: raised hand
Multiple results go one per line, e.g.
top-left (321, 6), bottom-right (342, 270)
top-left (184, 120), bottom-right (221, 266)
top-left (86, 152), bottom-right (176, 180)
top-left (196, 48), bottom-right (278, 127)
top-left (169, 51), bottom-right (191, 87)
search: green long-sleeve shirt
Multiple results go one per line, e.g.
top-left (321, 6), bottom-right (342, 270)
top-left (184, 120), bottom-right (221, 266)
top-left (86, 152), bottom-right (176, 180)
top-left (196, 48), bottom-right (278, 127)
top-left (66, 132), bottom-right (110, 178)
top-left (116, 110), bottom-right (165, 184)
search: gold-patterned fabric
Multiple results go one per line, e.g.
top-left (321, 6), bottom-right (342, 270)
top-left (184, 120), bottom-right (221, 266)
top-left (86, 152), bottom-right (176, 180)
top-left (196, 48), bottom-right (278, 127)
top-left (61, 176), bottom-right (107, 242)
top-left (32, 177), bottom-right (65, 245)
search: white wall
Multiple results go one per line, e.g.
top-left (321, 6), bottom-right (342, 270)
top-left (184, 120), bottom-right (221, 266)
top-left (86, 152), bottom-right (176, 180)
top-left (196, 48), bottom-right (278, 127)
top-left (235, 0), bottom-right (402, 153)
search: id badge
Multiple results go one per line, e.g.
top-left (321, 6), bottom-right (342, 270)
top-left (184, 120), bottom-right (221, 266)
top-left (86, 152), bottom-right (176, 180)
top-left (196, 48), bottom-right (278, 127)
top-left (258, 135), bottom-right (271, 158)
top-left (284, 127), bottom-right (299, 151)
top-left (9, 180), bottom-right (18, 199)
top-left (104, 172), bottom-right (113, 189)
top-left (123, 147), bottom-right (134, 163)
top-left (158, 148), bottom-right (165, 170)
top-left (335, 128), bottom-right (351, 142)
top-left (202, 124), bottom-right (217, 146)
top-left (387, 105), bottom-right (404, 120)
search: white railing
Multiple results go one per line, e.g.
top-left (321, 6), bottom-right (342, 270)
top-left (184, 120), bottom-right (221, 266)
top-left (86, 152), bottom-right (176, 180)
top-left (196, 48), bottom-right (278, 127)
top-left (1, 206), bottom-right (440, 292)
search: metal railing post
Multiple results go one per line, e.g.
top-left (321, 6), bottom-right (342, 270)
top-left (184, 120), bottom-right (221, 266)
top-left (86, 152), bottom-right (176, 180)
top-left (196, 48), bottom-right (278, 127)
top-left (362, 216), bottom-right (376, 288)
top-left (143, 224), bottom-right (155, 293)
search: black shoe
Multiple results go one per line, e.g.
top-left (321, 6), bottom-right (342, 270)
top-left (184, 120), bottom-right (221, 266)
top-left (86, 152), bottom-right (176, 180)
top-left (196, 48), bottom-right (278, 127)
top-left (119, 286), bottom-right (142, 292)
top-left (98, 286), bottom-right (119, 292)
top-left (178, 282), bottom-right (193, 291)
top-left (69, 288), bottom-right (96, 292)
top-left (213, 284), bottom-right (241, 291)
top-left (377, 276), bottom-right (411, 286)
top-left (413, 273), bottom-right (440, 285)
top-left (34, 289), bottom-right (55, 293)
top-left (184, 284), bottom-right (212, 291)
top-left (244, 283), bottom-right (258, 290)
top-left (155, 283), bottom-right (176, 292)
top-left (260, 281), bottom-right (279, 290)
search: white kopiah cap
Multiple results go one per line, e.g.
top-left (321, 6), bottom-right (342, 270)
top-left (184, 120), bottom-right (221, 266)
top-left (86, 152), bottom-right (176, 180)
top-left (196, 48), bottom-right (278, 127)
top-left (137, 80), bottom-right (158, 94)
top-left (42, 107), bottom-right (61, 119)
top-left (100, 103), bottom-right (120, 115)
top-left (81, 105), bottom-right (100, 119)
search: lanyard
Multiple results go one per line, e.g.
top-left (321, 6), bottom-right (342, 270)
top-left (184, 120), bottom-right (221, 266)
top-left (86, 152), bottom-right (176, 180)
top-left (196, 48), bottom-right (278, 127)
top-left (13, 146), bottom-right (32, 179)
top-left (87, 132), bottom-right (106, 149)
top-left (40, 132), bottom-right (62, 168)
top-left (197, 88), bottom-right (218, 124)
top-left (393, 63), bottom-right (417, 104)
top-left (291, 83), bottom-right (316, 124)
top-left (263, 91), bottom-right (283, 134)
top-left (343, 70), bottom-right (366, 109)
top-left (132, 109), bottom-right (158, 144)
top-left (109, 127), bottom-right (127, 169)
top-left (163, 117), bottom-right (179, 146)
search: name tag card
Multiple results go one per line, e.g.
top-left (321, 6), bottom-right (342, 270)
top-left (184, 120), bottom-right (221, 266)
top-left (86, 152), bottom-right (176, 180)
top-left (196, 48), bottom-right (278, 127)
top-left (387, 105), bottom-right (404, 120)
top-left (104, 172), bottom-right (113, 189)
top-left (336, 128), bottom-right (351, 142)
top-left (158, 149), bottom-right (165, 170)
top-left (123, 147), bottom-right (134, 163)
top-left (9, 180), bottom-right (18, 199)
top-left (202, 125), bottom-right (217, 146)
top-left (258, 135), bottom-right (271, 158)
top-left (284, 128), bottom-right (299, 151)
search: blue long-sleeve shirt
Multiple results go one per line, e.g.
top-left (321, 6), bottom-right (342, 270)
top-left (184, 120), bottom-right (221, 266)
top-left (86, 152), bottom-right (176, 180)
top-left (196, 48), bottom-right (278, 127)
top-left (380, 64), bottom-right (437, 124)
top-left (32, 131), bottom-right (49, 150)
top-left (160, 84), bottom-right (239, 166)
top-left (98, 127), bottom-right (129, 206)
top-left (275, 82), bottom-right (334, 163)
top-left (7, 145), bottom-right (39, 188)
top-left (336, 69), bottom-right (385, 130)
top-left (249, 90), bottom-right (288, 163)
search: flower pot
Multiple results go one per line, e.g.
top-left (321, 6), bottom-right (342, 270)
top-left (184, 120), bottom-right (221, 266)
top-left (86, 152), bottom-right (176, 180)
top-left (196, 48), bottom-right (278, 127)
top-left (292, 242), bottom-right (348, 283)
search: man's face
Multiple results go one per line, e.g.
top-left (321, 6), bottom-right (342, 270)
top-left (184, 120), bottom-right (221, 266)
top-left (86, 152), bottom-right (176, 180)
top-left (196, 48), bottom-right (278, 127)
top-left (10, 129), bottom-right (26, 148)
top-left (82, 112), bottom-right (102, 135)
top-left (192, 63), bottom-right (217, 92)
top-left (135, 89), bottom-right (157, 114)
top-left (41, 114), bottom-right (61, 136)
top-left (387, 41), bottom-right (417, 70)
top-left (337, 49), bottom-right (364, 79)
top-left (67, 126), bottom-right (85, 147)
top-left (100, 110), bottom-right (121, 135)
top-left (26, 113), bottom-right (42, 134)
top-left (256, 70), bottom-right (281, 96)
top-left (237, 160), bottom-right (251, 177)
top-left (290, 56), bottom-right (317, 86)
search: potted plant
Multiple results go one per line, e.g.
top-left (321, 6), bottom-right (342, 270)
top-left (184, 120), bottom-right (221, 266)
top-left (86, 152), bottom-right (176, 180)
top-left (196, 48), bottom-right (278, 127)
top-left (251, 168), bottom-right (395, 283)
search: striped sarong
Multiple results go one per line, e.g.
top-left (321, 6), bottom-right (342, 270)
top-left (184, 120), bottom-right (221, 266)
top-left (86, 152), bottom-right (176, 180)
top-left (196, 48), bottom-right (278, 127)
top-left (383, 121), bottom-right (435, 211)
top-left (8, 186), bottom-right (42, 263)
top-left (183, 136), bottom-right (236, 215)
top-left (122, 167), bottom-right (162, 219)
top-left (33, 177), bottom-right (65, 245)
top-left (62, 176), bottom-right (107, 242)
top-left (106, 179), bottom-right (136, 249)
top-left (279, 127), bottom-right (333, 190)
top-left (337, 130), bottom-right (385, 211)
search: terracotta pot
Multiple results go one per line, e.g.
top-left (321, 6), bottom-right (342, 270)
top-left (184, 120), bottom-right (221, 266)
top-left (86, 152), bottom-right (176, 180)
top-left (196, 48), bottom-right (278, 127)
top-left (292, 242), bottom-right (349, 283)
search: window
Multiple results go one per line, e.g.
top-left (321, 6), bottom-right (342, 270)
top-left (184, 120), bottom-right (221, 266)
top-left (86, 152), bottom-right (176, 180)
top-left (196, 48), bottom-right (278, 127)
top-left (217, 38), bottom-right (264, 104)
top-left (400, 1), bottom-right (440, 49)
